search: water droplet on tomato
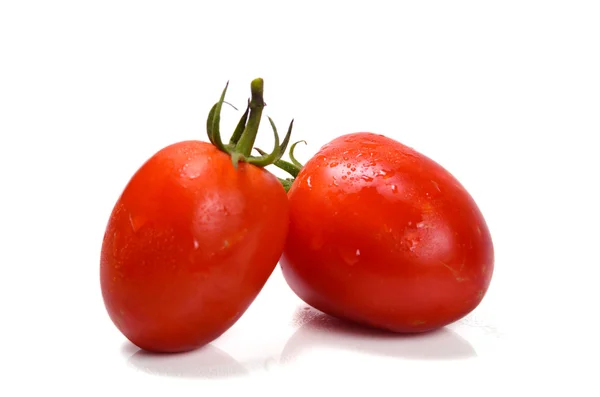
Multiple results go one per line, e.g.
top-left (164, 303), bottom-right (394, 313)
top-left (193, 239), bottom-right (199, 249)
top-left (361, 175), bottom-right (373, 182)
top-left (377, 169), bottom-right (395, 179)
top-left (351, 167), bottom-right (356, 171)
top-left (307, 176), bottom-right (312, 188)
top-left (342, 175), bottom-right (347, 180)
top-left (391, 184), bottom-right (398, 193)
top-left (128, 212), bottom-right (147, 233)
top-left (181, 157), bottom-right (208, 179)
top-left (329, 161), bottom-right (339, 168)
top-left (404, 230), bottom-right (420, 252)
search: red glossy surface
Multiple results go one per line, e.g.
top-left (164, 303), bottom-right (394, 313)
top-left (100, 141), bottom-right (289, 352)
top-left (281, 132), bottom-right (494, 332)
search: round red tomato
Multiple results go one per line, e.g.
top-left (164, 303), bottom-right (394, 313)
top-left (280, 132), bottom-right (494, 333)
top-left (100, 78), bottom-right (292, 352)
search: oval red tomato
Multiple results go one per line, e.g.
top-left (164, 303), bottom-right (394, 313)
top-left (279, 132), bottom-right (494, 333)
top-left (101, 142), bottom-right (289, 352)
top-left (100, 78), bottom-right (292, 353)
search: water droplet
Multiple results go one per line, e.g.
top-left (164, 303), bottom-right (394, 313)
top-left (181, 157), bottom-right (208, 179)
top-left (404, 230), bottom-right (420, 252)
top-left (351, 167), bottom-right (356, 171)
top-left (356, 249), bottom-right (361, 256)
top-left (128, 212), bottom-right (147, 232)
top-left (307, 176), bottom-right (312, 188)
top-left (361, 175), bottom-right (373, 182)
top-left (343, 157), bottom-right (349, 161)
top-left (416, 222), bottom-right (426, 229)
top-left (329, 161), bottom-right (339, 168)
top-left (346, 163), bottom-right (351, 168)
top-left (391, 184), bottom-right (398, 193)
top-left (377, 169), bottom-right (395, 179)
top-left (342, 175), bottom-right (347, 180)
top-left (193, 239), bottom-right (199, 249)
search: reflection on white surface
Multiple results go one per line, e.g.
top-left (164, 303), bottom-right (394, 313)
top-left (121, 306), bottom-right (477, 379)
top-left (126, 343), bottom-right (249, 379)
top-left (281, 307), bottom-right (476, 362)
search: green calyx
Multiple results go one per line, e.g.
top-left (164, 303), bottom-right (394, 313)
top-left (206, 78), bottom-right (293, 169)
top-left (256, 139), bottom-right (306, 192)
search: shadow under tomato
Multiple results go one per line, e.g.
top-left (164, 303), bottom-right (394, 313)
top-left (281, 307), bottom-right (477, 363)
top-left (126, 343), bottom-right (249, 379)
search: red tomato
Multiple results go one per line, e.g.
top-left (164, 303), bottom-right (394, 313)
top-left (280, 132), bottom-right (494, 333)
top-left (100, 142), bottom-right (289, 352)
top-left (101, 78), bottom-right (292, 352)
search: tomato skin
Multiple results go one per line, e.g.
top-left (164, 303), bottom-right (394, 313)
top-left (280, 132), bottom-right (494, 333)
top-left (100, 140), bottom-right (289, 353)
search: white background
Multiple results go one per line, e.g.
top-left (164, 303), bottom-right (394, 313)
top-left (1, 0), bottom-right (599, 395)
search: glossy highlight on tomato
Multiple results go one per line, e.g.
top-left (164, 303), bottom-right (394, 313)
top-left (100, 78), bottom-right (292, 353)
top-left (279, 132), bottom-right (494, 333)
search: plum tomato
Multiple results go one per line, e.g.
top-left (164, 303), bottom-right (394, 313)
top-left (277, 132), bottom-right (494, 333)
top-left (100, 79), bottom-right (293, 353)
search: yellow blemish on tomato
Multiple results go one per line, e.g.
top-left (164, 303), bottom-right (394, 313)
top-left (422, 202), bottom-right (434, 213)
top-left (412, 320), bottom-right (426, 326)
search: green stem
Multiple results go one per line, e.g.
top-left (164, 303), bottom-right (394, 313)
top-left (277, 177), bottom-right (294, 192)
top-left (205, 77), bottom-right (294, 175)
top-left (235, 78), bottom-right (265, 157)
top-left (288, 140), bottom-right (306, 168)
top-left (228, 100), bottom-right (250, 146)
top-left (255, 148), bottom-right (301, 177)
